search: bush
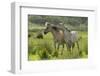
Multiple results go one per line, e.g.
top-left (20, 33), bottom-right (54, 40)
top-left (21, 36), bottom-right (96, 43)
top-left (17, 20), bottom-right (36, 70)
top-left (37, 40), bottom-right (53, 60)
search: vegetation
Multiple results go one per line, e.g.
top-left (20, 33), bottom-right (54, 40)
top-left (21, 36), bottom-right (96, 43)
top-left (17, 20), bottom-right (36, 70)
top-left (28, 15), bottom-right (88, 61)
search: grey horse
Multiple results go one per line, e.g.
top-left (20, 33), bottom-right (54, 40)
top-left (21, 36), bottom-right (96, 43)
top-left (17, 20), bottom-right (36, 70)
top-left (56, 22), bottom-right (81, 53)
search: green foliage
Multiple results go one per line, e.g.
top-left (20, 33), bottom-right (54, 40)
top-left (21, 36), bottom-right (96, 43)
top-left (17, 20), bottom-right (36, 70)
top-left (28, 15), bottom-right (88, 27)
top-left (28, 15), bottom-right (88, 60)
top-left (28, 26), bottom-right (88, 60)
top-left (36, 40), bottom-right (53, 60)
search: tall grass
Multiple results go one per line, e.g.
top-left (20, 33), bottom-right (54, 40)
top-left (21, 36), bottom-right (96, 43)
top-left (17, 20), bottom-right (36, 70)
top-left (28, 29), bottom-right (88, 60)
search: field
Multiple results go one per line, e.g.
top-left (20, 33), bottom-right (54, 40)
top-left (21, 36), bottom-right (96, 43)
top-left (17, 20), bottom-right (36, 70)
top-left (28, 25), bottom-right (88, 61)
top-left (28, 15), bottom-right (88, 61)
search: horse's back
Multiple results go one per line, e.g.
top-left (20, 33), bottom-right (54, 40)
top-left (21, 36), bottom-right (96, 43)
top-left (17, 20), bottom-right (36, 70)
top-left (71, 31), bottom-right (78, 42)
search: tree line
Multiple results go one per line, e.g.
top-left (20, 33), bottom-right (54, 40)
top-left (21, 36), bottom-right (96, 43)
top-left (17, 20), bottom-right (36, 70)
top-left (28, 15), bottom-right (88, 27)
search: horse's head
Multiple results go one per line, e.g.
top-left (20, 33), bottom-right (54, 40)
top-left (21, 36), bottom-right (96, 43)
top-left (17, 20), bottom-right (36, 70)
top-left (44, 22), bottom-right (58, 34)
top-left (65, 27), bottom-right (71, 32)
top-left (44, 22), bottom-right (51, 34)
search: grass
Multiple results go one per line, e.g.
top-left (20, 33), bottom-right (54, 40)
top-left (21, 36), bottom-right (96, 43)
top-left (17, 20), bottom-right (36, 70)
top-left (28, 26), bottom-right (88, 61)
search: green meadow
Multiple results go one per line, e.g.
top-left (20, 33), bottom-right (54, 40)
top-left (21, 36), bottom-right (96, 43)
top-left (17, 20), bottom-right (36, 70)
top-left (28, 15), bottom-right (88, 61)
top-left (28, 26), bottom-right (88, 61)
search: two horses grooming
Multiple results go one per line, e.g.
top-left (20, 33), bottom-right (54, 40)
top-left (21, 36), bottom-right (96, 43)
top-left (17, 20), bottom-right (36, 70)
top-left (44, 22), bottom-right (81, 55)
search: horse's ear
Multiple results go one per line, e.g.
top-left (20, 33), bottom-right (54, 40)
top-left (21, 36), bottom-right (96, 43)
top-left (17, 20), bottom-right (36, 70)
top-left (59, 23), bottom-right (64, 25)
top-left (45, 22), bottom-right (50, 27)
top-left (52, 26), bottom-right (57, 31)
top-left (66, 27), bottom-right (71, 32)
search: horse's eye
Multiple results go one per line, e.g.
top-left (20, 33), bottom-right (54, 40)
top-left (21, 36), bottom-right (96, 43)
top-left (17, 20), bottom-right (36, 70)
top-left (47, 27), bottom-right (49, 29)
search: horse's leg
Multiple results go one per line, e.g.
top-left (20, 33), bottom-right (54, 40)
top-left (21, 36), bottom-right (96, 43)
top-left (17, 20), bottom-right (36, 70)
top-left (68, 41), bottom-right (72, 52)
top-left (76, 41), bottom-right (79, 51)
top-left (57, 43), bottom-right (60, 50)
top-left (53, 41), bottom-right (58, 57)
top-left (72, 43), bottom-right (75, 53)
top-left (54, 41), bottom-right (56, 50)
top-left (66, 43), bottom-right (71, 55)
top-left (76, 41), bottom-right (80, 56)
top-left (61, 44), bottom-right (64, 55)
top-left (57, 43), bottom-right (60, 55)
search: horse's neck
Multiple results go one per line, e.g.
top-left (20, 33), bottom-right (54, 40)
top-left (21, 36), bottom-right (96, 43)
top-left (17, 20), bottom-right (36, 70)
top-left (51, 30), bottom-right (58, 38)
top-left (50, 29), bottom-right (72, 44)
top-left (51, 30), bottom-right (64, 41)
top-left (64, 30), bottom-right (71, 41)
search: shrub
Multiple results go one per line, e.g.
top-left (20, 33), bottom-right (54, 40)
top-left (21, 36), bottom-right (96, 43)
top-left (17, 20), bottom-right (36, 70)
top-left (37, 40), bottom-right (53, 60)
